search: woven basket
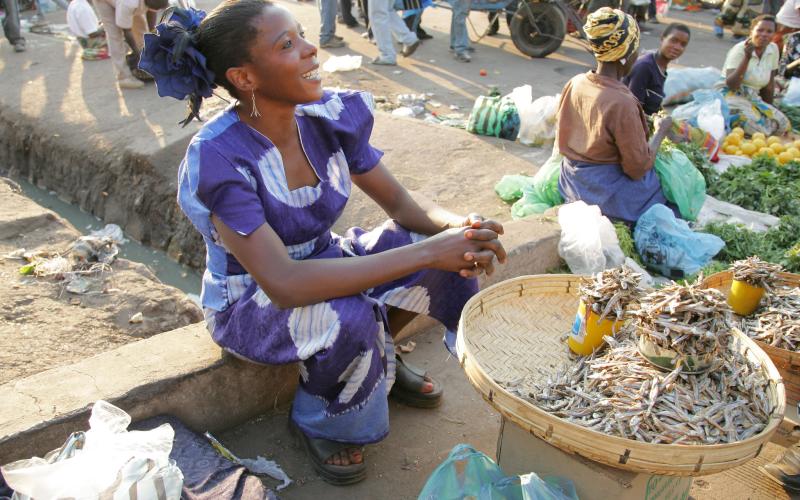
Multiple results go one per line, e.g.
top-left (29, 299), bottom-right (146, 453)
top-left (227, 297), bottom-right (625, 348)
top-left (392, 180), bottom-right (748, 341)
top-left (703, 271), bottom-right (800, 403)
top-left (457, 274), bottom-right (786, 476)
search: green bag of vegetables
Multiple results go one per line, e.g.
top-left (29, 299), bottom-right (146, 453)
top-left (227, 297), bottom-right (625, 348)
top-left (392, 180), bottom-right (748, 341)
top-left (510, 149), bottom-right (564, 219)
top-left (654, 148), bottom-right (707, 221)
top-left (494, 174), bottom-right (534, 203)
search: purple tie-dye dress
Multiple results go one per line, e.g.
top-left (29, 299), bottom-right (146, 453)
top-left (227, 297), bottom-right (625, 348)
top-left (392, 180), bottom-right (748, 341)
top-left (177, 90), bottom-right (478, 445)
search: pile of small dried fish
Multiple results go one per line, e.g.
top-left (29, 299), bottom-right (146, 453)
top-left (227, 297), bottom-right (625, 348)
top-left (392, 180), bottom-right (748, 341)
top-left (634, 282), bottom-right (732, 359)
top-left (579, 267), bottom-right (642, 322)
top-left (741, 286), bottom-right (800, 350)
top-left (732, 257), bottom-right (783, 290)
top-left (504, 328), bottom-right (773, 444)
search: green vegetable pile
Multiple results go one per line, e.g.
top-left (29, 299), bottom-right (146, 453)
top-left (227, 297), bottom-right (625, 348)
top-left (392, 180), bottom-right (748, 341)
top-left (778, 103), bottom-right (800, 133)
top-left (707, 155), bottom-right (800, 218)
top-left (702, 216), bottom-right (800, 272)
top-left (614, 222), bottom-right (644, 267)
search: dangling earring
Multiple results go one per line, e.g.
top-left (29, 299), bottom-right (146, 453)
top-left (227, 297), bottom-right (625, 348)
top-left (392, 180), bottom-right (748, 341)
top-left (250, 90), bottom-right (261, 118)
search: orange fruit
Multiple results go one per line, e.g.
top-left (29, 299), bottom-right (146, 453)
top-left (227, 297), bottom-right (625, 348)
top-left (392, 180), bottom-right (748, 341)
top-left (767, 136), bottom-right (782, 146)
top-left (779, 151), bottom-right (793, 164)
top-left (724, 145), bottom-right (739, 155)
top-left (740, 142), bottom-right (757, 156)
top-left (771, 142), bottom-right (785, 154)
top-left (758, 147), bottom-right (775, 157)
top-left (753, 132), bottom-right (767, 141)
top-left (788, 147), bottom-right (800, 159)
top-left (752, 138), bottom-right (767, 149)
top-left (732, 127), bottom-right (745, 136)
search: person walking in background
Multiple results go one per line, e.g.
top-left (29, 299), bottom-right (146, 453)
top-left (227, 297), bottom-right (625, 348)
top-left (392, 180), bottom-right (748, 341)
top-left (448, 0), bottom-right (472, 62)
top-left (338, 0), bottom-right (358, 27)
top-left (714, 0), bottom-right (765, 39)
top-left (92, 0), bottom-right (168, 89)
top-left (1, 0), bottom-right (25, 51)
top-left (369, 0), bottom-right (419, 65)
top-left (319, 0), bottom-right (345, 47)
top-left (67, 0), bottom-right (110, 60)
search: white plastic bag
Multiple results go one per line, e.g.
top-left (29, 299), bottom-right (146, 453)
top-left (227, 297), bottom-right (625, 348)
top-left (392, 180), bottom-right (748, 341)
top-left (697, 98), bottom-right (725, 141)
top-left (557, 201), bottom-right (625, 275)
top-left (2, 401), bottom-right (183, 500)
top-left (510, 86), bottom-right (560, 147)
top-left (663, 67), bottom-right (721, 105)
top-left (322, 55), bottom-right (363, 72)
top-left (784, 77), bottom-right (800, 107)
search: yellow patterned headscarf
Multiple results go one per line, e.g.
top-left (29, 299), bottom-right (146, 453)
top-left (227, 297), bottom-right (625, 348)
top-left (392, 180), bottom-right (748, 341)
top-left (583, 7), bottom-right (640, 63)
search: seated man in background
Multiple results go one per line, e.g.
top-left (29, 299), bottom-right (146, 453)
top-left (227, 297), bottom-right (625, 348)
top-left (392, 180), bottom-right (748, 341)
top-left (92, 0), bottom-right (168, 89)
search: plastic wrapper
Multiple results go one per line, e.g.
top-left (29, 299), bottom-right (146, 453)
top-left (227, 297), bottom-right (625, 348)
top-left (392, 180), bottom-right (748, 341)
top-left (634, 204), bottom-right (725, 279)
top-left (2, 401), bottom-right (183, 500)
top-left (654, 148), bottom-right (707, 221)
top-left (663, 67), bottom-right (722, 106)
top-left (417, 444), bottom-right (577, 500)
top-left (557, 201), bottom-right (625, 275)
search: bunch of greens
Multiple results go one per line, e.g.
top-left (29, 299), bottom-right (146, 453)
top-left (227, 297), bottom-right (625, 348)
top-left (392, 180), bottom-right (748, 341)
top-left (707, 156), bottom-right (800, 217)
top-left (701, 215), bottom-right (800, 272)
top-left (614, 222), bottom-right (644, 266)
top-left (778, 103), bottom-right (800, 132)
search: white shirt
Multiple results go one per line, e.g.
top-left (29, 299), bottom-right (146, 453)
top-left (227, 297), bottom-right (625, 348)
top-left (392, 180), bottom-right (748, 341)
top-left (778, 0), bottom-right (800, 29)
top-left (66, 0), bottom-right (100, 38)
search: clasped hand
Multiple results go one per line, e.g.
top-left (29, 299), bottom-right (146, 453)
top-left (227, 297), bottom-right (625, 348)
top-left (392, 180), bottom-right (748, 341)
top-left (424, 213), bottom-right (507, 279)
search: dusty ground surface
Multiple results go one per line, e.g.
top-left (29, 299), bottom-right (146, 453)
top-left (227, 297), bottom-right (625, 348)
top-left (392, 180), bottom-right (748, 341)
top-left (0, 179), bottom-right (202, 384)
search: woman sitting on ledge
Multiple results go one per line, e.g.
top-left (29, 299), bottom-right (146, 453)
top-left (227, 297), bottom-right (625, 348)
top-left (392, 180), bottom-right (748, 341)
top-left (139, 0), bottom-right (506, 486)
top-left (556, 7), bottom-right (674, 225)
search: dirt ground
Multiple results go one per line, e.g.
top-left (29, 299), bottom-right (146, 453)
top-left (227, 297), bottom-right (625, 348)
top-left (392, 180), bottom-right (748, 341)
top-left (0, 179), bottom-right (202, 384)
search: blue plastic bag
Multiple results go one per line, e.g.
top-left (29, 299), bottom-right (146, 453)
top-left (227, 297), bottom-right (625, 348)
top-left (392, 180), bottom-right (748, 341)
top-left (634, 204), bottom-right (724, 279)
top-left (663, 67), bottom-right (722, 106)
top-left (671, 89), bottom-right (730, 129)
top-left (418, 444), bottom-right (578, 500)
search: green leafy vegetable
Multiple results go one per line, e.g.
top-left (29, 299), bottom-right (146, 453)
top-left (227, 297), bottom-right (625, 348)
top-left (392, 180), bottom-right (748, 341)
top-left (707, 155), bottom-right (800, 217)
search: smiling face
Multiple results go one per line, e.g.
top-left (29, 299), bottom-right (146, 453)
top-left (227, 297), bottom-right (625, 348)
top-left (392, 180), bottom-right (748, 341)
top-left (751, 19), bottom-right (776, 49)
top-left (660, 30), bottom-right (689, 61)
top-left (233, 5), bottom-right (322, 105)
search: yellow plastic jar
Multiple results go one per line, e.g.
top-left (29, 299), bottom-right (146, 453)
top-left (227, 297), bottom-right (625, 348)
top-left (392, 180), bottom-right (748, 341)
top-left (728, 279), bottom-right (765, 316)
top-left (568, 300), bottom-right (622, 356)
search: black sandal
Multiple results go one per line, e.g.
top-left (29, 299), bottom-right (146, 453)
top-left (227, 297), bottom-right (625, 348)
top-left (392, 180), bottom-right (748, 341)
top-left (289, 418), bottom-right (367, 485)
top-left (389, 355), bottom-right (443, 408)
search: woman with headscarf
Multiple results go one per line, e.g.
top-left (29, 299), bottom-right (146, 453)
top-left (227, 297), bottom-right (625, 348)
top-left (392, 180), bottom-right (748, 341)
top-left (718, 14), bottom-right (790, 136)
top-left (556, 7), bottom-right (675, 225)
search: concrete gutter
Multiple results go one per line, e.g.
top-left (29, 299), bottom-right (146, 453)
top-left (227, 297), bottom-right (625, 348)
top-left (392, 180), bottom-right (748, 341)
top-left (0, 216), bottom-right (561, 465)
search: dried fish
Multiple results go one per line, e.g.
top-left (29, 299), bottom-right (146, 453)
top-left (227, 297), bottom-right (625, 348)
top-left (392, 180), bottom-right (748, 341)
top-left (579, 267), bottom-right (643, 322)
top-left (741, 285), bottom-right (800, 351)
top-left (634, 281), bottom-right (732, 360)
top-left (732, 257), bottom-right (783, 290)
top-left (502, 326), bottom-right (773, 445)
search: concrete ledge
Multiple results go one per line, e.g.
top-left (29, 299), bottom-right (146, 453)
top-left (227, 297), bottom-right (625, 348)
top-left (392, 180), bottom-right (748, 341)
top-left (0, 324), bottom-right (297, 465)
top-left (0, 216), bottom-right (561, 465)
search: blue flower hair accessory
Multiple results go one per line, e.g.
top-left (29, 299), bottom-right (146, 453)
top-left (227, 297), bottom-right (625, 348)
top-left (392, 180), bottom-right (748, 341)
top-left (139, 8), bottom-right (215, 126)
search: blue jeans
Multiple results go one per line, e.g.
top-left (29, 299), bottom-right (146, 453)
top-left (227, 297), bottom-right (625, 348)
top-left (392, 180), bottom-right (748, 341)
top-left (1, 0), bottom-right (23, 43)
top-left (319, 0), bottom-right (338, 43)
top-left (448, 0), bottom-right (471, 53)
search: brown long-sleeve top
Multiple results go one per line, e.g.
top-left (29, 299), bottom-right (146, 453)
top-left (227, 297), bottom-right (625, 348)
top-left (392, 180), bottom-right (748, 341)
top-left (557, 72), bottom-right (654, 181)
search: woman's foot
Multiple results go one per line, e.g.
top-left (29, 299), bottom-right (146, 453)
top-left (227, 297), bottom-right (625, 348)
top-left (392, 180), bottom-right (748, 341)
top-left (389, 355), bottom-right (443, 408)
top-left (289, 418), bottom-right (367, 485)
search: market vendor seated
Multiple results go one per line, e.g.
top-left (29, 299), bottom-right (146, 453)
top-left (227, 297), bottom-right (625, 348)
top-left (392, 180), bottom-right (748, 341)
top-left (623, 23), bottom-right (690, 115)
top-left (717, 14), bottom-right (791, 136)
top-left (138, 0), bottom-right (506, 486)
top-left (557, 7), bottom-right (675, 225)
